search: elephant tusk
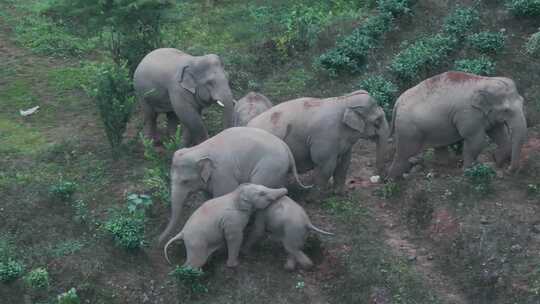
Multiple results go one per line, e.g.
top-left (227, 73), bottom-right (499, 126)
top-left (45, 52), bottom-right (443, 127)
top-left (216, 100), bottom-right (224, 107)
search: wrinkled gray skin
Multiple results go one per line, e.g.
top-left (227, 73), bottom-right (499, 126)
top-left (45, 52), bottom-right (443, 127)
top-left (233, 92), bottom-right (273, 126)
top-left (164, 184), bottom-right (288, 268)
top-left (243, 196), bottom-right (333, 270)
top-left (159, 127), bottom-right (309, 245)
top-left (388, 71), bottom-right (527, 179)
top-left (248, 90), bottom-right (390, 193)
top-left (133, 48), bottom-right (234, 146)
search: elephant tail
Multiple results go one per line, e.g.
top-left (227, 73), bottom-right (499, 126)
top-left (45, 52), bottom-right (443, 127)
top-left (164, 231), bottom-right (184, 265)
top-left (390, 99), bottom-right (399, 137)
top-left (308, 222), bottom-right (334, 236)
top-left (285, 144), bottom-right (312, 189)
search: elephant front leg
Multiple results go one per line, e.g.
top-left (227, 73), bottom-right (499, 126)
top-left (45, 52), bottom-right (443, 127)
top-left (462, 132), bottom-right (487, 168)
top-left (224, 227), bottom-right (244, 268)
top-left (142, 102), bottom-right (160, 144)
top-left (166, 112), bottom-right (180, 139)
top-left (333, 149), bottom-right (352, 195)
top-left (387, 138), bottom-right (423, 179)
top-left (487, 124), bottom-right (511, 167)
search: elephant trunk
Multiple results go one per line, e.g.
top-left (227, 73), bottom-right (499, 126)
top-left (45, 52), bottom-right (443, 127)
top-left (375, 116), bottom-right (390, 176)
top-left (509, 112), bottom-right (527, 172)
top-left (159, 184), bottom-right (189, 246)
top-left (216, 90), bottom-right (234, 129)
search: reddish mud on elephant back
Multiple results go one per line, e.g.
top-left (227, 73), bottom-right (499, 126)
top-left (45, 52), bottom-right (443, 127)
top-left (270, 111), bottom-right (282, 125)
top-left (303, 100), bottom-right (322, 108)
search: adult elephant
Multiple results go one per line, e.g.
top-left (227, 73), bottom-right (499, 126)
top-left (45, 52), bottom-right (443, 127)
top-left (248, 90), bottom-right (390, 194)
top-left (134, 48), bottom-right (234, 147)
top-left (388, 71), bottom-right (527, 179)
top-left (159, 127), bottom-right (308, 245)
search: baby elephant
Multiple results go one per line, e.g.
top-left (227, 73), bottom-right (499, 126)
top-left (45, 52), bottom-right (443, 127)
top-left (233, 92), bottom-right (273, 126)
top-left (164, 184), bottom-right (288, 269)
top-left (244, 196), bottom-right (334, 270)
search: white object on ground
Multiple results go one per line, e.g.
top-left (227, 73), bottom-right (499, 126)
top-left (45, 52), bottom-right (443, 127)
top-left (19, 106), bottom-right (40, 116)
top-left (370, 175), bottom-right (381, 183)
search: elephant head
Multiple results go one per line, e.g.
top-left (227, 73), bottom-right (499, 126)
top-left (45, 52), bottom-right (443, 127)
top-left (236, 184), bottom-right (288, 211)
top-left (341, 91), bottom-right (390, 174)
top-left (472, 78), bottom-right (527, 171)
top-left (159, 148), bottom-right (215, 244)
top-left (178, 54), bottom-right (234, 128)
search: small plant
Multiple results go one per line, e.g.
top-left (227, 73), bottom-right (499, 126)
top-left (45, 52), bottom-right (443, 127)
top-left (85, 62), bottom-right (136, 156)
top-left (359, 75), bottom-right (398, 116)
top-left (467, 31), bottom-right (506, 54)
top-left (376, 181), bottom-right (401, 199)
top-left (24, 267), bottom-right (50, 290)
top-left (506, 0), bottom-right (540, 17)
top-left (170, 266), bottom-right (208, 294)
top-left (527, 183), bottom-right (540, 196)
top-left (104, 212), bottom-right (145, 250)
top-left (442, 7), bottom-right (480, 38)
top-left (57, 287), bottom-right (80, 304)
top-left (50, 180), bottom-right (77, 201)
top-left (72, 200), bottom-right (89, 223)
top-left (464, 163), bottom-right (496, 194)
top-left (377, 0), bottom-right (413, 16)
top-left (126, 193), bottom-right (153, 215)
top-left (0, 259), bottom-right (24, 283)
top-left (140, 133), bottom-right (172, 204)
top-left (454, 57), bottom-right (496, 76)
top-left (525, 30), bottom-right (540, 58)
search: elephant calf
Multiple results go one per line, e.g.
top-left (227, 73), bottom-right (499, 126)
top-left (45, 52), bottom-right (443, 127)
top-left (388, 71), bottom-right (527, 179)
top-left (233, 92), bottom-right (273, 126)
top-left (243, 196), bottom-right (333, 270)
top-left (164, 184), bottom-right (288, 269)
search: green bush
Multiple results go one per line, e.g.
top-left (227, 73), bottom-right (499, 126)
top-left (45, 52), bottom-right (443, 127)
top-left (126, 193), bottom-right (153, 215)
top-left (377, 0), bottom-right (413, 16)
top-left (467, 31), bottom-right (506, 54)
top-left (464, 163), bottom-right (496, 194)
top-left (85, 62), bottom-right (136, 156)
top-left (104, 212), bottom-right (146, 250)
top-left (359, 75), bottom-right (398, 116)
top-left (442, 7), bottom-right (480, 38)
top-left (170, 266), bottom-right (208, 294)
top-left (390, 34), bottom-right (457, 81)
top-left (525, 30), bottom-right (540, 58)
top-left (24, 267), bottom-right (50, 290)
top-left (506, 0), bottom-right (540, 17)
top-left (49, 180), bottom-right (77, 201)
top-left (0, 259), bottom-right (24, 283)
top-left (57, 287), bottom-right (80, 304)
top-left (454, 57), bottom-right (496, 76)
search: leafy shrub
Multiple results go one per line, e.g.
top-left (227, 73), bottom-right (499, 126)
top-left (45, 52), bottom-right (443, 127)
top-left (72, 200), bottom-right (90, 224)
top-left (0, 259), bottom-right (24, 283)
top-left (527, 183), bottom-right (540, 196)
top-left (442, 7), bottom-right (480, 38)
top-left (170, 266), bottom-right (208, 294)
top-left (140, 132), bottom-right (175, 204)
top-left (24, 267), bottom-right (50, 290)
top-left (506, 0), bottom-right (540, 17)
top-left (464, 163), bottom-right (496, 194)
top-left (126, 193), bottom-right (153, 216)
top-left (454, 57), bottom-right (496, 76)
top-left (104, 212), bottom-right (145, 250)
top-left (359, 75), bottom-right (398, 116)
top-left (525, 30), bottom-right (540, 58)
top-left (467, 31), bottom-right (506, 54)
top-left (85, 62), bottom-right (135, 156)
top-left (49, 180), bottom-right (77, 201)
top-left (57, 287), bottom-right (80, 304)
top-left (390, 34), bottom-right (457, 81)
top-left (377, 0), bottom-right (413, 16)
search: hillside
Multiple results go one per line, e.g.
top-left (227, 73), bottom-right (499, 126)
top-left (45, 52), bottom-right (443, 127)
top-left (0, 0), bottom-right (539, 303)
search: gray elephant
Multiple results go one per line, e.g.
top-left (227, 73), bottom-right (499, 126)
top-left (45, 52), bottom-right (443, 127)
top-left (243, 196), bottom-right (333, 270)
top-left (388, 71), bottom-right (527, 179)
top-left (164, 184), bottom-right (288, 268)
top-left (159, 127), bottom-right (309, 245)
top-left (133, 48), bottom-right (234, 146)
top-left (233, 92), bottom-right (273, 126)
top-left (248, 90), bottom-right (390, 194)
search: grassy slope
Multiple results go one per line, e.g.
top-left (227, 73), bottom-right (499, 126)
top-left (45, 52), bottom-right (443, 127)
top-left (0, 0), bottom-right (539, 303)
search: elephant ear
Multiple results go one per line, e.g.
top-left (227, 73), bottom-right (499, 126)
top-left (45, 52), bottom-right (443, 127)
top-left (178, 65), bottom-right (197, 94)
top-left (197, 157), bottom-right (213, 183)
top-left (472, 89), bottom-right (501, 117)
top-left (236, 184), bottom-right (254, 212)
top-left (342, 107), bottom-right (366, 132)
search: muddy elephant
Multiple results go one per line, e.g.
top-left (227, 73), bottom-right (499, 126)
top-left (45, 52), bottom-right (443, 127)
top-left (159, 127), bottom-right (309, 245)
top-left (388, 71), bottom-right (527, 179)
top-left (233, 92), bottom-right (273, 126)
top-left (164, 184), bottom-right (288, 268)
top-left (248, 90), bottom-right (390, 193)
top-left (133, 48), bottom-right (234, 146)
top-left (243, 196), bottom-right (333, 270)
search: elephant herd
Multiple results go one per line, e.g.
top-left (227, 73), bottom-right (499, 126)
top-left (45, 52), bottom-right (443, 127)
top-left (133, 48), bottom-right (527, 270)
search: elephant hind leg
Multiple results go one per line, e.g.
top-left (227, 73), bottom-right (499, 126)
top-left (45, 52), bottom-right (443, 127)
top-left (282, 227), bottom-right (313, 270)
top-left (284, 254), bottom-right (297, 271)
top-left (184, 240), bottom-right (210, 269)
top-left (388, 136), bottom-right (423, 179)
top-left (141, 101), bottom-right (160, 143)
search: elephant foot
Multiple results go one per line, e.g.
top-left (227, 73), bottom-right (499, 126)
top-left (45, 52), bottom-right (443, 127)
top-left (226, 259), bottom-right (239, 268)
top-left (284, 257), bottom-right (296, 271)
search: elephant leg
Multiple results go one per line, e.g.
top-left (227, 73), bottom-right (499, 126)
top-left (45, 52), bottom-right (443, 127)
top-left (462, 132), bottom-right (487, 168)
top-left (487, 124), bottom-right (511, 167)
top-left (284, 254), bottom-right (297, 271)
top-left (333, 148), bottom-right (352, 194)
top-left (181, 126), bottom-right (192, 147)
top-left (310, 143), bottom-right (338, 195)
top-left (243, 212), bottom-right (266, 253)
top-left (142, 101), bottom-right (160, 144)
top-left (184, 241), bottom-right (210, 269)
top-left (170, 95), bottom-right (208, 147)
top-left (224, 227), bottom-right (244, 268)
top-left (388, 136), bottom-right (423, 179)
top-left (166, 111), bottom-right (180, 138)
top-left (282, 231), bottom-right (313, 270)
